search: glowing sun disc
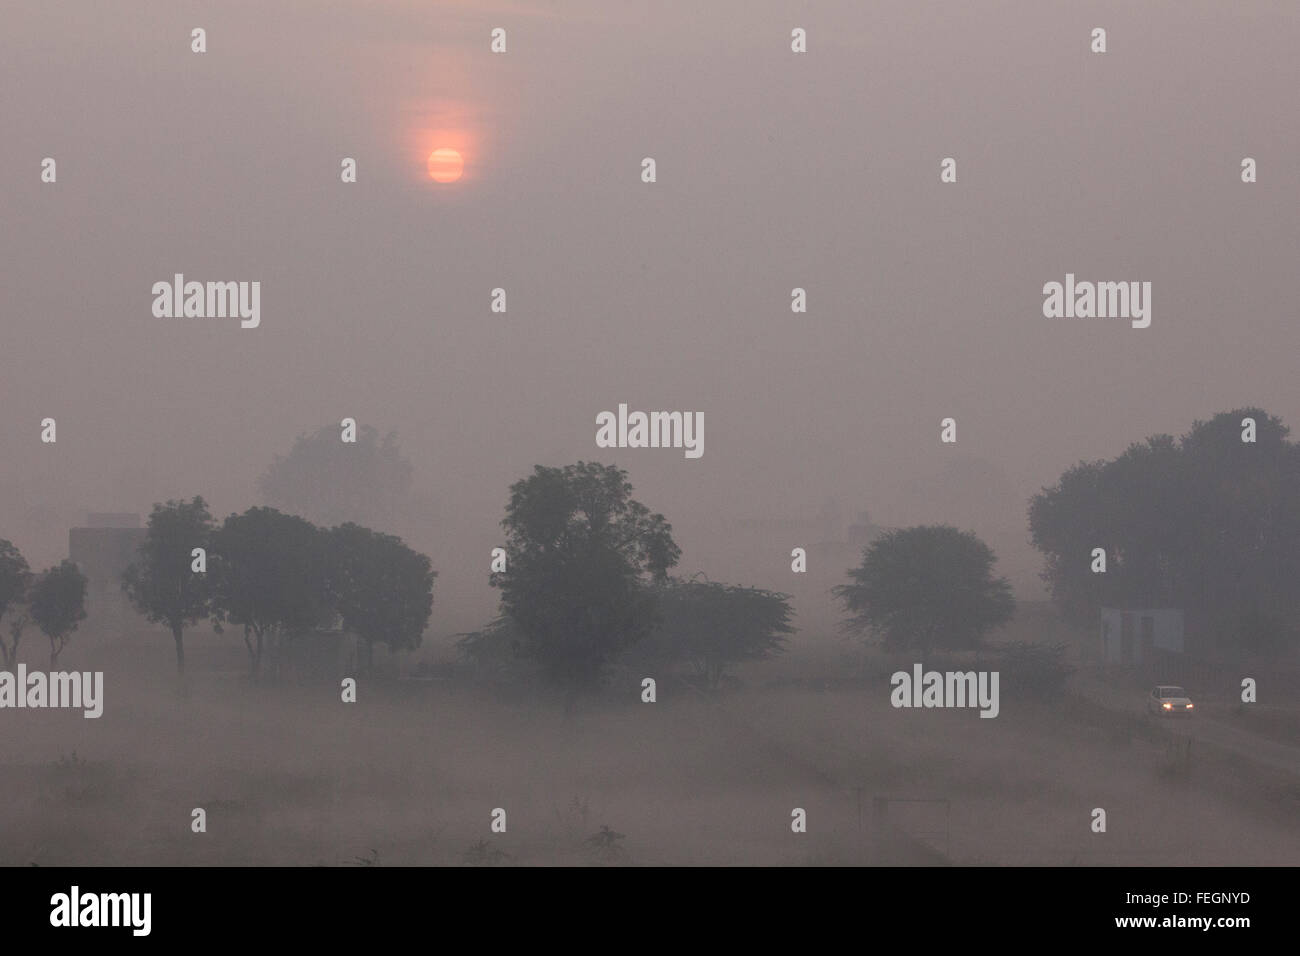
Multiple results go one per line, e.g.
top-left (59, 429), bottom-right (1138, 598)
top-left (428, 147), bottom-right (464, 183)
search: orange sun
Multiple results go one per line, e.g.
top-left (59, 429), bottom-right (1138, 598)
top-left (427, 147), bottom-right (464, 183)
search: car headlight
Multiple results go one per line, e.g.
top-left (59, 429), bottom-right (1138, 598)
top-left (1162, 702), bottom-right (1172, 709)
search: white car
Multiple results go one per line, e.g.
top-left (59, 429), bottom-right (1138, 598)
top-left (1148, 685), bottom-right (1194, 716)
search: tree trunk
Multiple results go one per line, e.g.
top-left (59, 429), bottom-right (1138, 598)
top-left (244, 626), bottom-right (264, 679)
top-left (365, 639), bottom-right (374, 676)
top-left (172, 625), bottom-right (186, 675)
top-left (49, 637), bottom-right (61, 669)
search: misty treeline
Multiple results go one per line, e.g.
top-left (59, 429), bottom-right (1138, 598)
top-left (119, 498), bottom-right (434, 678)
top-left (0, 543), bottom-right (87, 669)
top-left (828, 407), bottom-right (1300, 662)
top-left (3, 406), bottom-right (1294, 697)
top-left (113, 461), bottom-right (798, 692)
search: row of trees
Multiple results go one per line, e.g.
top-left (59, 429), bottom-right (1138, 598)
top-left (830, 410), bottom-right (1300, 659)
top-left (473, 410), bottom-right (1297, 698)
top-left (461, 463), bottom-right (1024, 697)
top-left (250, 426), bottom-right (1000, 687)
top-left (6, 405), bottom-right (1288, 690)
top-left (0, 542), bottom-right (88, 668)
top-left (121, 498), bottom-right (436, 676)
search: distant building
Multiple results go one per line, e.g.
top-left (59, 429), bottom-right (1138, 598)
top-left (69, 514), bottom-right (146, 625)
top-left (1099, 608), bottom-right (1184, 665)
top-left (85, 513), bottom-right (141, 529)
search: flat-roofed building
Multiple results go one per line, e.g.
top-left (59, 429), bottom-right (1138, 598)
top-left (69, 514), bottom-right (146, 627)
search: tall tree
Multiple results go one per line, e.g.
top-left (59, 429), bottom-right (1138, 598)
top-left (0, 539), bottom-right (32, 667)
top-left (493, 462), bottom-right (680, 699)
top-left (209, 507), bottom-right (334, 678)
top-left (258, 424), bottom-right (414, 532)
top-left (327, 523), bottom-right (435, 674)
top-left (30, 561), bottom-right (88, 668)
top-left (1028, 437), bottom-right (1187, 620)
top-left (834, 525), bottom-right (1014, 654)
top-left (648, 577), bottom-right (794, 690)
top-left (122, 497), bottom-right (215, 675)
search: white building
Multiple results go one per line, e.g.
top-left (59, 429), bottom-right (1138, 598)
top-left (1099, 608), bottom-right (1184, 665)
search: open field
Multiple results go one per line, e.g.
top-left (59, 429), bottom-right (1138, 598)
top-left (2, 622), bottom-right (1296, 866)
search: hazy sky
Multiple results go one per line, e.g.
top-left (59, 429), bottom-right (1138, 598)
top-left (3, 0), bottom-right (1297, 632)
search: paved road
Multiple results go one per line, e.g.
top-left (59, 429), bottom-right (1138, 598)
top-left (1160, 713), bottom-right (1300, 777)
top-left (1075, 673), bottom-right (1300, 777)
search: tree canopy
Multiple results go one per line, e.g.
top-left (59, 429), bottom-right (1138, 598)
top-left (30, 560), bottom-right (88, 668)
top-left (328, 522), bottom-right (435, 673)
top-left (0, 539), bottom-right (32, 667)
top-left (834, 525), bottom-right (1015, 654)
top-left (493, 462), bottom-right (680, 695)
top-left (122, 496), bottom-right (215, 674)
top-left (648, 577), bottom-right (794, 689)
top-left (209, 507), bottom-right (335, 677)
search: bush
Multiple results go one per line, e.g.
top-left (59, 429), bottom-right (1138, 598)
top-left (992, 641), bottom-right (1075, 699)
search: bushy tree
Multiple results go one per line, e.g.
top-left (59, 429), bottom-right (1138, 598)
top-left (0, 539), bottom-right (32, 667)
top-left (834, 525), bottom-right (1015, 654)
top-left (327, 522), bottom-right (435, 674)
top-left (122, 497), bottom-right (215, 674)
top-left (647, 577), bottom-right (794, 689)
top-left (30, 561), bottom-right (88, 667)
top-left (991, 642), bottom-right (1075, 700)
top-left (209, 507), bottom-right (334, 678)
top-left (493, 462), bottom-right (680, 699)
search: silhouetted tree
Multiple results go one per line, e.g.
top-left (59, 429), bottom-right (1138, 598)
top-left (493, 462), bottom-right (680, 702)
top-left (647, 577), bottom-right (794, 689)
top-left (209, 507), bottom-right (334, 678)
top-left (122, 497), bottom-right (215, 675)
top-left (327, 522), bottom-right (435, 674)
top-left (258, 424), bottom-right (414, 532)
top-left (30, 561), bottom-right (88, 667)
top-left (834, 525), bottom-right (1014, 654)
top-left (0, 539), bottom-right (32, 667)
